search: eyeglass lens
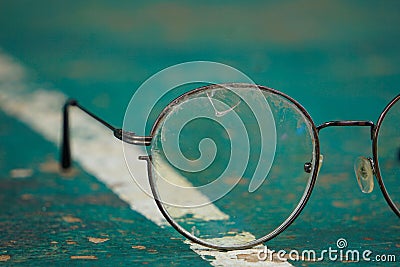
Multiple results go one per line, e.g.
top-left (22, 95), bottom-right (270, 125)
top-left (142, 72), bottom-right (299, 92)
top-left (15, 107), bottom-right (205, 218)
top-left (149, 84), bottom-right (318, 248)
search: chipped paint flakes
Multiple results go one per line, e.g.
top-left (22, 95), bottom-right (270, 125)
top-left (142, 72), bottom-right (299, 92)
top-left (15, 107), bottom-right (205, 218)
top-left (110, 217), bottom-right (135, 224)
top-left (237, 252), bottom-right (262, 263)
top-left (39, 157), bottom-right (78, 177)
top-left (88, 237), bottom-right (110, 243)
top-left (132, 245), bottom-right (146, 250)
top-left (62, 215), bottom-right (82, 223)
top-left (10, 168), bottom-right (33, 178)
top-left (188, 241), bottom-right (291, 266)
top-left (39, 158), bottom-right (60, 173)
top-left (331, 200), bottom-right (348, 208)
top-left (0, 255), bottom-right (11, 262)
top-left (20, 194), bottom-right (34, 200)
top-left (70, 255), bottom-right (98, 260)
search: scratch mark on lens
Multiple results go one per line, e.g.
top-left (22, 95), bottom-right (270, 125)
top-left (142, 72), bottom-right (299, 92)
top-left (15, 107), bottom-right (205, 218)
top-left (206, 90), bottom-right (240, 117)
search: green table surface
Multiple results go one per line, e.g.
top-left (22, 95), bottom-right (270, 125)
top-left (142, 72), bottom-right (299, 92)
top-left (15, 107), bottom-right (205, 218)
top-left (0, 1), bottom-right (399, 266)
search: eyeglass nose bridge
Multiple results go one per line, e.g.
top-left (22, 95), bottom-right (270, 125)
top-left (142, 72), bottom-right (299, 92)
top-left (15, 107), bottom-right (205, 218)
top-left (316, 120), bottom-right (377, 194)
top-left (316, 120), bottom-right (375, 139)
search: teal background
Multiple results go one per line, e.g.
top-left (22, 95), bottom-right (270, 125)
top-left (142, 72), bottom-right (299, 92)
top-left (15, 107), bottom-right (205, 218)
top-left (0, 1), bottom-right (399, 265)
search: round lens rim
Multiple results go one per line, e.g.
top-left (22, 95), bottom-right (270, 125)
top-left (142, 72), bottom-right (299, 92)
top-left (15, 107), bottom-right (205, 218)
top-left (147, 83), bottom-right (321, 250)
top-left (373, 94), bottom-right (400, 217)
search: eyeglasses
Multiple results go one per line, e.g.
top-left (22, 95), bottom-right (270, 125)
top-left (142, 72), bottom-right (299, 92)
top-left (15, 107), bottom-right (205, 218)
top-left (61, 83), bottom-right (399, 250)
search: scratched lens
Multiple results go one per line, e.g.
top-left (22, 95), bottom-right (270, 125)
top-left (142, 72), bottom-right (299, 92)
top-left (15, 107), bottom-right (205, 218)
top-left (376, 97), bottom-right (400, 212)
top-left (149, 83), bottom-right (317, 248)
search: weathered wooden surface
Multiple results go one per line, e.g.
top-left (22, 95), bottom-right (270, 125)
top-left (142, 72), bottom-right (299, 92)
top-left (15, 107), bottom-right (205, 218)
top-left (0, 1), bottom-right (399, 266)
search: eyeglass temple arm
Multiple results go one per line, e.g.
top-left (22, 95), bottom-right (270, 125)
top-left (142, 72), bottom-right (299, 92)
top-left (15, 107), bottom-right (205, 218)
top-left (61, 99), bottom-right (151, 169)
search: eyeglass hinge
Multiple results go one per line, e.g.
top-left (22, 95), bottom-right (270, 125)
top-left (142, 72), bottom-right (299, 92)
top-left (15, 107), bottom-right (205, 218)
top-left (113, 129), bottom-right (152, 146)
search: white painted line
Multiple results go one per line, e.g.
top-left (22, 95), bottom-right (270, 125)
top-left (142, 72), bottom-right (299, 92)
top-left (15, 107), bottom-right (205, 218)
top-left (0, 51), bottom-right (292, 267)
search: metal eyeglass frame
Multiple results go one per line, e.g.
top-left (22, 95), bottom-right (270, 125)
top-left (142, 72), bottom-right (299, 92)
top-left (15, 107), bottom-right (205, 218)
top-left (60, 83), bottom-right (400, 250)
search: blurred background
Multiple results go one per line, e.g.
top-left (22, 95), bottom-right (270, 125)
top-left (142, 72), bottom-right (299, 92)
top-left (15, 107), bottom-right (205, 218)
top-left (1, 0), bottom-right (400, 122)
top-left (0, 0), bottom-right (399, 265)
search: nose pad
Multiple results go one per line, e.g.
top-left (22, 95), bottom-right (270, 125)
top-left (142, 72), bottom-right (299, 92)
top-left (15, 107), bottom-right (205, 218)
top-left (354, 156), bottom-right (374, 193)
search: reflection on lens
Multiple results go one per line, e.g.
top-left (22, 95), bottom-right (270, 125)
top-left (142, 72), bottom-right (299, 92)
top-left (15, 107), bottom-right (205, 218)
top-left (377, 97), bottom-right (400, 212)
top-left (149, 83), bottom-right (317, 248)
